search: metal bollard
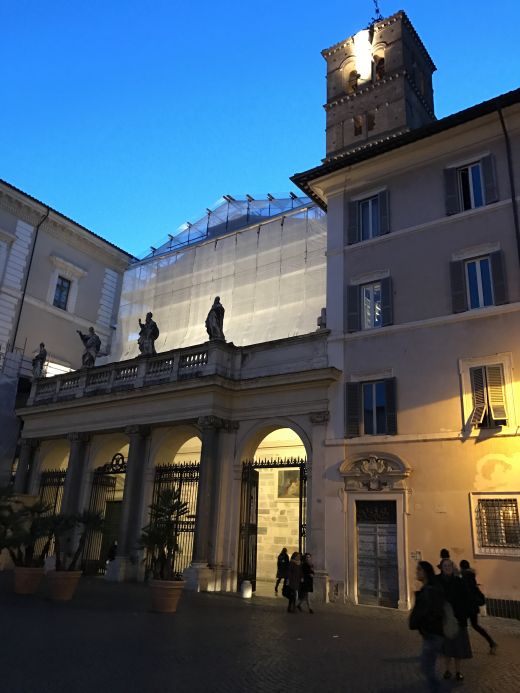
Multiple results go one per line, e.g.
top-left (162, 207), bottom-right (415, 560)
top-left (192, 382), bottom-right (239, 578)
top-left (241, 580), bottom-right (252, 598)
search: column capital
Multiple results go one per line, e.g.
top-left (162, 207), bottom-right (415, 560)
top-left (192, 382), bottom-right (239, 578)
top-left (309, 411), bottom-right (329, 425)
top-left (20, 437), bottom-right (40, 450)
top-left (198, 415), bottom-right (223, 430)
top-left (221, 419), bottom-right (239, 433)
top-left (67, 432), bottom-right (90, 443)
top-left (125, 425), bottom-right (151, 438)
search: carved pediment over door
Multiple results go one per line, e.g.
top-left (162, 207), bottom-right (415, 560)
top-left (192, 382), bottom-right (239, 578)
top-left (339, 453), bottom-right (410, 491)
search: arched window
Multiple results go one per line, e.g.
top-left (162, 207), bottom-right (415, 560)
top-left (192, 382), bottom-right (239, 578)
top-left (373, 55), bottom-right (385, 81)
top-left (347, 70), bottom-right (359, 94)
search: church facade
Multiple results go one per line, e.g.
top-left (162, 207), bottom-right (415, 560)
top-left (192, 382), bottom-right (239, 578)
top-left (12, 11), bottom-right (520, 616)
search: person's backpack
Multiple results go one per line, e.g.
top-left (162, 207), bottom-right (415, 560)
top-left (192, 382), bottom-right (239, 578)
top-left (443, 601), bottom-right (459, 640)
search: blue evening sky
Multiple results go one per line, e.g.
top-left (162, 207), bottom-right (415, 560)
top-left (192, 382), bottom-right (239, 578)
top-left (1, 1), bottom-right (517, 257)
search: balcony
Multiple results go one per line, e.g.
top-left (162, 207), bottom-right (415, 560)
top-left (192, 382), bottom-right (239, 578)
top-left (26, 331), bottom-right (331, 407)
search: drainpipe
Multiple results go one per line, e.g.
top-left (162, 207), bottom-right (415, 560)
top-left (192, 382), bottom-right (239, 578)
top-left (10, 206), bottom-right (50, 351)
top-left (497, 109), bottom-right (520, 271)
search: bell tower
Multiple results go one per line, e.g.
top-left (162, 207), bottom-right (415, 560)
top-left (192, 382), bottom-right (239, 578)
top-left (322, 10), bottom-right (436, 160)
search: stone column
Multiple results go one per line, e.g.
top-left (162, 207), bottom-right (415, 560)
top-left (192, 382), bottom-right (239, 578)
top-left (13, 438), bottom-right (39, 494)
top-left (308, 411), bottom-right (330, 603)
top-left (185, 416), bottom-right (222, 591)
top-left (208, 419), bottom-right (239, 592)
top-left (114, 425), bottom-right (151, 581)
top-left (60, 433), bottom-right (91, 516)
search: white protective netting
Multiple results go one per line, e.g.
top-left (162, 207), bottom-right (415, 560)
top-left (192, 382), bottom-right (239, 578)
top-left (110, 203), bottom-right (326, 361)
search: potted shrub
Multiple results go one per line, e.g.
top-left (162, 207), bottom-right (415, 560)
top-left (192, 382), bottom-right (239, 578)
top-left (1, 491), bottom-right (54, 595)
top-left (46, 510), bottom-right (104, 601)
top-left (140, 487), bottom-right (189, 613)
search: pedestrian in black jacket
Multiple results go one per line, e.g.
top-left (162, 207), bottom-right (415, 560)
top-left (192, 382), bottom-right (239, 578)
top-left (409, 561), bottom-right (445, 692)
top-left (436, 559), bottom-right (472, 681)
top-left (297, 552), bottom-right (314, 613)
top-left (460, 559), bottom-right (497, 653)
top-left (275, 547), bottom-right (289, 595)
top-left (285, 552), bottom-right (301, 613)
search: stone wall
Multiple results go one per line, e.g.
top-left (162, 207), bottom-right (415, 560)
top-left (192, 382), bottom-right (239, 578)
top-left (256, 468), bottom-right (300, 581)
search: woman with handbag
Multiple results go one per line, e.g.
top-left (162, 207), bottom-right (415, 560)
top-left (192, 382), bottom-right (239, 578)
top-left (459, 559), bottom-right (497, 654)
top-left (436, 559), bottom-right (473, 682)
top-left (285, 552), bottom-right (301, 613)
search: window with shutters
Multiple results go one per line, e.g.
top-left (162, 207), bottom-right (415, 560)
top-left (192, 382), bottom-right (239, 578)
top-left (470, 365), bottom-right (507, 428)
top-left (347, 276), bottom-right (392, 332)
top-left (444, 154), bottom-right (498, 215)
top-left (361, 282), bottom-right (382, 329)
top-left (345, 378), bottom-right (397, 437)
top-left (347, 191), bottom-right (390, 245)
top-left (460, 354), bottom-right (515, 433)
top-left (470, 494), bottom-right (520, 557)
top-left (450, 250), bottom-right (507, 313)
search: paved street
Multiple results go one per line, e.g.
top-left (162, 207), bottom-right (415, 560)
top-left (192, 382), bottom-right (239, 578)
top-left (0, 573), bottom-right (519, 693)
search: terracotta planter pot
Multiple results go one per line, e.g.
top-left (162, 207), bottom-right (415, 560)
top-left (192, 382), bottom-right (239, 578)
top-left (46, 570), bottom-right (82, 601)
top-left (149, 579), bottom-right (185, 613)
top-left (14, 566), bottom-right (45, 595)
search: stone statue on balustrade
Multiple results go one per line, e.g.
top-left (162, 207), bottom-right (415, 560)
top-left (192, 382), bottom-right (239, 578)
top-left (77, 327), bottom-right (101, 367)
top-left (205, 296), bottom-right (225, 341)
top-left (32, 342), bottom-right (47, 378)
top-left (138, 312), bottom-right (160, 356)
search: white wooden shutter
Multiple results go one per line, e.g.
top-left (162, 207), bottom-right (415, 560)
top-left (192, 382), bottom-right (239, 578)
top-left (470, 367), bottom-right (487, 425)
top-left (486, 365), bottom-right (507, 422)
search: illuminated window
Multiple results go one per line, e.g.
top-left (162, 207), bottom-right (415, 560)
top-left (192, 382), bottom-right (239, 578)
top-left (361, 282), bottom-right (382, 329)
top-left (345, 379), bottom-right (397, 437)
top-left (53, 276), bottom-right (71, 311)
top-left (470, 364), bottom-right (507, 428)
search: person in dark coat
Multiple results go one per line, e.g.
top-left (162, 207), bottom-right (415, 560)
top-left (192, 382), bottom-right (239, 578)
top-left (409, 561), bottom-right (445, 692)
top-left (285, 552), bottom-right (301, 613)
top-left (297, 552), bottom-right (314, 613)
top-left (436, 558), bottom-right (472, 681)
top-left (275, 547), bottom-right (289, 595)
top-left (459, 559), bottom-right (497, 653)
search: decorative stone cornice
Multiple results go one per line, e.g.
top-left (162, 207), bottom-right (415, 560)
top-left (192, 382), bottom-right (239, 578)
top-left (339, 454), bottom-right (410, 491)
top-left (310, 411), bottom-right (329, 425)
top-left (49, 254), bottom-right (88, 280)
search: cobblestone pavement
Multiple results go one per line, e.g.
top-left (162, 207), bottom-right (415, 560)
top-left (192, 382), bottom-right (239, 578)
top-left (1, 573), bottom-right (519, 693)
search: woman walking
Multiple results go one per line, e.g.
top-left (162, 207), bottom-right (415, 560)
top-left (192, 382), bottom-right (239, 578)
top-left (409, 561), bottom-right (445, 692)
top-left (297, 552), bottom-right (314, 613)
top-left (285, 552), bottom-right (301, 613)
top-left (459, 559), bottom-right (497, 654)
top-left (436, 558), bottom-right (472, 682)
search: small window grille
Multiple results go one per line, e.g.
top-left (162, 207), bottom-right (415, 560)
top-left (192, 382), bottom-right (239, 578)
top-left (477, 499), bottom-right (520, 548)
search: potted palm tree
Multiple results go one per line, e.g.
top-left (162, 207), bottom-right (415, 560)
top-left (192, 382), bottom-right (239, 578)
top-left (1, 490), bottom-right (54, 595)
top-left (46, 510), bottom-right (104, 601)
top-left (140, 487), bottom-right (189, 613)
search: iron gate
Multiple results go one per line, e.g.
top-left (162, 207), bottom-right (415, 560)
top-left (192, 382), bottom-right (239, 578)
top-left (39, 469), bottom-right (66, 515)
top-left (238, 458), bottom-right (307, 591)
top-left (147, 462), bottom-right (200, 576)
top-left (82, 453), bottom-right (126, 574)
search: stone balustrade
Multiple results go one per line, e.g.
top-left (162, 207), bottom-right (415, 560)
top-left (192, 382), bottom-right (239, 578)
top-left (27, 331), bottom-right (330, 407)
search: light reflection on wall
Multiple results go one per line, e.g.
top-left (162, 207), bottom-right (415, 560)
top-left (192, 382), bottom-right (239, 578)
top-left (354, 29), bottom-right (373, 82)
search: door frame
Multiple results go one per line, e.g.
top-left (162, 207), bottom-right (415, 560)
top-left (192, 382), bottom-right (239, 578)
top-left (345, 491), bottom-right (410, 609)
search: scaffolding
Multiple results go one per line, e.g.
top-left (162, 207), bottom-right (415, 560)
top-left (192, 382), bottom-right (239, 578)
top-left (110, 195), bottom-right (326, 361)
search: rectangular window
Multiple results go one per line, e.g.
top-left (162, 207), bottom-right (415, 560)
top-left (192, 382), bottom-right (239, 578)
top-left (477, 499), bottom-right (520, 548)
top-left (345, 378), bottom-right (397, 437)
top-left (450, 250), bottom-right (507, 313)
top-left (362, 381), bottom-right (389, 434)
top-left (359, 196), bottom-right (380, 241)
top-left (465, 256), bottom-right (494, 309)
top-left (458, 161), bottom-right (484, 210)
top-left (445, 154), bottom-right (498, 215)
top-left (354, 115), bottom-right (363, 136)
top-left (361, 282), bottom-right (382, 329)
top-left (53, 276), bottom-right (71, 311)
top-left (470, 364), bottom-right (507, 428)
